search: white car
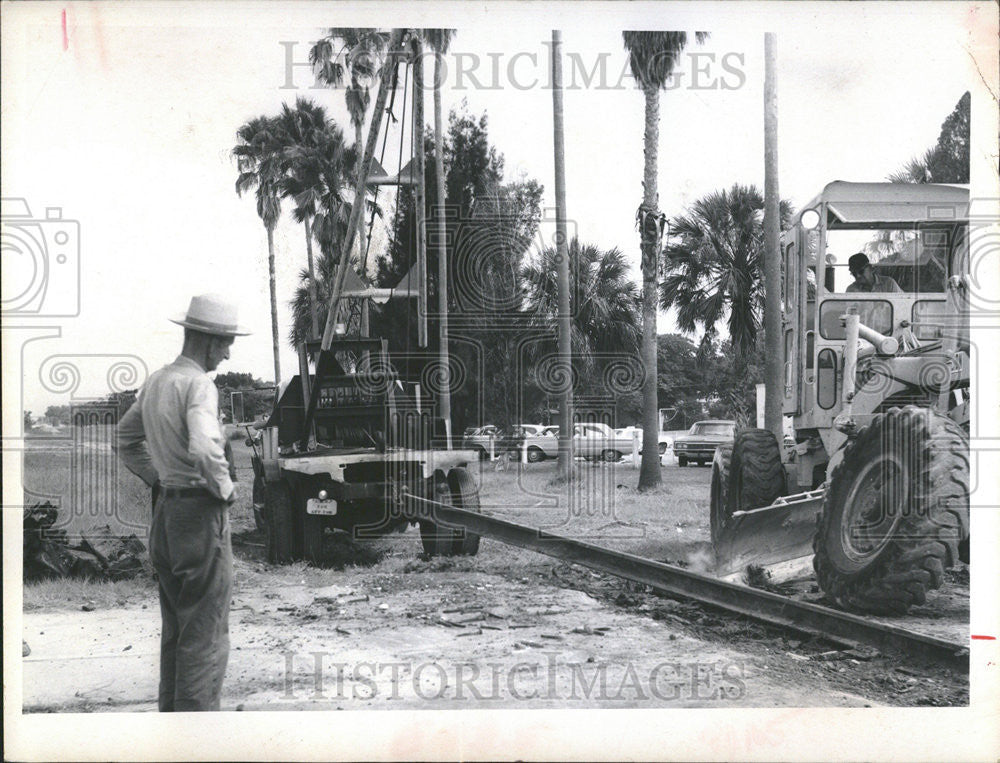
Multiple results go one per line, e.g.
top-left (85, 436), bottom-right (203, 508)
top-left (615, 426), bottom-right (673, 456)
top-left (518, 424), bottom-right (547, 437)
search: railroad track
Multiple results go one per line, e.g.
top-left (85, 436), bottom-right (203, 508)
top-left (408, 496), bottom-right (969, 670)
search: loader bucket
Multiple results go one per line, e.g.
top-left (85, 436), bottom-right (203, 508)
top-left (713, 489), bottom-right (825, 583)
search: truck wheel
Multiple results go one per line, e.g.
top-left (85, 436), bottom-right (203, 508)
top-left (252, 472), bottom-right (266, 532)
top-left (527, 446), bottom-right (544, 463)
top-left (419, 477), bottom-right (456, 556)
top-left (678, 456), bottom-right (687, 467)
top-left (729, 428), bottom-right (786, 513)
top-left (301, 499), bottom-right (326, 566)
top-left (265, 479), bottom-right (300, 564)
top-left (602, 449), bottom-right (620, 463)
top-left (448, 468), bottom-right (481, 556)
top-left (419, 470), bottom-right (481, 557)
top-left (710, 443), bottom-right (734, 545)
top-left (814, 407), bottom-right (970, 615)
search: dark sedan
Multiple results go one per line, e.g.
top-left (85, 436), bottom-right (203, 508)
top-left (672, 420), bottom-right (735, 467)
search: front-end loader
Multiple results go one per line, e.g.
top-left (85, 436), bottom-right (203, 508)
top-left (711, 181), bottom-right (970, 615)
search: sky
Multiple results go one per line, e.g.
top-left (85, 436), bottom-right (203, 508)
top-left (2, 1), bottom-right (993, 416)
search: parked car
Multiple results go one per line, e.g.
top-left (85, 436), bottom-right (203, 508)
top-left (522, 423), bottom-right (631, 462)
top-left (522, 425), bottom-right (560, 462)
top-left (614, 426), bottom-right (674, 456)
top-left (462, 425), bottom-right (524, 460)
top-left (672, 420), bottom-right (736, 467)
top-left (518, 424), bottom-right (547, 437)
top-left (573, 422), bottom-right (634, 461)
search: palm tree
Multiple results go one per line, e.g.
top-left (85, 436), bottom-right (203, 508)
top-left (310, 28), bottom-right (391, 270)
top-left (622, 31), bottom-right (707, 490)
top-left (888, 149), bottom-right (935, 184)
top-left (289, 247), bottom-right (337, 347)
top-left (277, 99), bottom-right (353, 340)
top-left (524, 238), bottom-right (641, 363)
top-left (311, 28), bottom-right (391, 151)
top-left (234, 115), bottom-right (284, 383)
top-left (659, 183), bottom-right (792, 370)
top-left (275, 97), bottom-right (333, 340)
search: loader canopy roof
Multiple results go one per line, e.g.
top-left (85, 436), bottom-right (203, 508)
top-left (803, 182), bottom-right (969, 228)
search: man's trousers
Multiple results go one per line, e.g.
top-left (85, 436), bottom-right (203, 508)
top-left (149, 491), bottom-right (232, 711)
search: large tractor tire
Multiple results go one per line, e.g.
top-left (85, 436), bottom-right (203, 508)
top-left (729, 428), bottom-right (787, 514)
top-left (265, 478), bottom-right (301, 564)
top-left (813, 406), bottom-right (970, 615)
top-left (419, 468), bottom-right (481, 557)
top-left (709, 443), bottom-right (733, 545)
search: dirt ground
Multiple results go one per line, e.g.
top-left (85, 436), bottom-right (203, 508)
top-left (21, 441), bottom-right (969, 711)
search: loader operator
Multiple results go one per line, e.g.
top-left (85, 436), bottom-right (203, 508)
top-left (115, 293), bottom-right (250, 711)
top-left (846, 252), bottom-right (902, 293)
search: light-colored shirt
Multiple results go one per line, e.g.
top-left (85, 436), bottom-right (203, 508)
top-left (846, 274), bottom-right (903, 293)
top-left (115, 355), bottom-right (234, 501)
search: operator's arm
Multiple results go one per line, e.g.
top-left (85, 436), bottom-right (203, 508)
top-left (187, 377), bottom-right (235, 501)
top-left (114, 395), bottom-right (160, 487)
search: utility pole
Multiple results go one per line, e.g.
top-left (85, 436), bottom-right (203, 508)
top-left (412, 37), bottom-right (428, 348)
top-left (433, 39), bottom-right (453, 447)
top-left (763, 32), bottom-right (783, 441)
top-left (551, 30), bottom-right (574, 482)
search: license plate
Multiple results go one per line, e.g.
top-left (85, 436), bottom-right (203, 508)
top-left (306, 498), bottom-right (338, 515)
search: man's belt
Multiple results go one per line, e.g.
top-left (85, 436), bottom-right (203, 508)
top-left (159, 485), bottom-right (214, 499)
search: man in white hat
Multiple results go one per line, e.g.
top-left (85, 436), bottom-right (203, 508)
top-left (115, 294), bottom-right (250, 711)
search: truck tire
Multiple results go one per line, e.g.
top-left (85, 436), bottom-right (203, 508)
top-left (602, 449), bottom-right (621, 463)
top-left (678, 456), bottom-right (687, 467)
top-left (813, 407), bottom-right (969, 615)
top-left (448, 468), bottom-right (481, 556)
top-left (419, 469), bottom-right (481, 557)
top-left (252, 472), bottom-right (267, 532)
top-left (729, 428), bottom-right (786, 513)
top-left (710, 443), bottom-right (733, 545)
top-left (265, 479), bottom-right (300, 564)
top-left (419, 477), bottom-right (456, 556)
top-left (527, 446), bottom-right (545, 463)
top-left (301, 502), bottom-right (326, 566)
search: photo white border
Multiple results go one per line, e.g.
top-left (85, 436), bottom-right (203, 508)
top-left (3, 1), bottom-right (998, 760)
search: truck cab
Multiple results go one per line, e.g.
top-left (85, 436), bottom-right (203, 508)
top-left (252, 338), bottom-right (482, 564)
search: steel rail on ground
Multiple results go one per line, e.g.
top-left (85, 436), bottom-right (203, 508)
top-left (405, 495), bottom-right (968, 670)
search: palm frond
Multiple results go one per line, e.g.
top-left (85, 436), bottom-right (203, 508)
top-left (622, 31), bottom-right (708, 89)
top-left (659, 183), bottom-right (786, 360)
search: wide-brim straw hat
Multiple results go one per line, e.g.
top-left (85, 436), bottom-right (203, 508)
top-left (170, 293), bottom-right (251, 336)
